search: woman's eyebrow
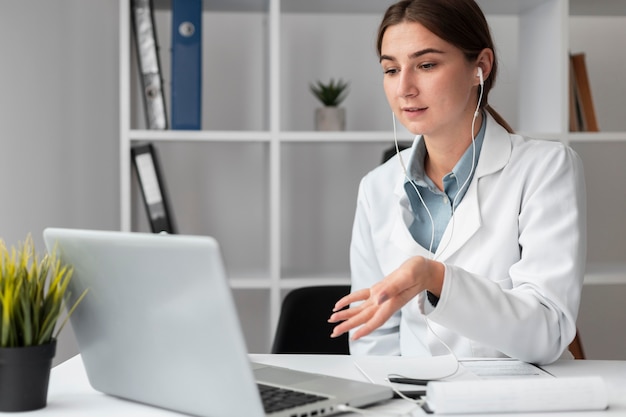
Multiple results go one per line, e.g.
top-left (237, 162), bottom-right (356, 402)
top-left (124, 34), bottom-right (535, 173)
top-left (379, 48), bottom-right (445, 63)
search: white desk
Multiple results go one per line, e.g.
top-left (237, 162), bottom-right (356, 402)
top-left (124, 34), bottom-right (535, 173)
top-left (8, 354), bottom-right (626, 416)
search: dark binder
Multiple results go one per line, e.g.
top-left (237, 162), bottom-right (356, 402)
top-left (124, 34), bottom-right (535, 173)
top-left (171, 0), bottom-right (202, 129)
top-left (131, 0), bottom-right (168, 130)
top-left (131, 143), bottom-right (176, 233)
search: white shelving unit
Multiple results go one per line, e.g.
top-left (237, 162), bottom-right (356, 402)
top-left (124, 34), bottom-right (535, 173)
top-left (120, 0), bottom-right (626, 355)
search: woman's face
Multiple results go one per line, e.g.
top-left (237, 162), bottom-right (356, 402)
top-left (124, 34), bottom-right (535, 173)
top-left (380, 21), bottom-right (479, 138)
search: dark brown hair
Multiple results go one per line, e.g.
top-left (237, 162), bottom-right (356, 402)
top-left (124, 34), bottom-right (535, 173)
top-left (377, 0), bottom-right (514, 133)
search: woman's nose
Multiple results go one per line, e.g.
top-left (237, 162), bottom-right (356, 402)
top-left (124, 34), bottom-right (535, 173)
top-left (397, 72), bottom-right (418, 98)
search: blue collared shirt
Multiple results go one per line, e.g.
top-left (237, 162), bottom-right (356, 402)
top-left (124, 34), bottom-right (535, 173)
top-left (404, 117), bottom-right (486, 253)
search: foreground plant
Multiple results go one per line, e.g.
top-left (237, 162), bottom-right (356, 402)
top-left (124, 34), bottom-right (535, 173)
top-left (0, 235), bottom-right (86, 348)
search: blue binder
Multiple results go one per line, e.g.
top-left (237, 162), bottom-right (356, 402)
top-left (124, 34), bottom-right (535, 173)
top-left (171, 0), bottom-right (202, 130)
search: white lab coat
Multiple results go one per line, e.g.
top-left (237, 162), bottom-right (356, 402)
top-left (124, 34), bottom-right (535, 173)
top-left (349, 114), bottom-right (587, 365)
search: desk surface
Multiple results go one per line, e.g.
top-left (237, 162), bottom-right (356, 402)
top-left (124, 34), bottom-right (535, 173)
top-left (7, 354), bottom-right (626, 416)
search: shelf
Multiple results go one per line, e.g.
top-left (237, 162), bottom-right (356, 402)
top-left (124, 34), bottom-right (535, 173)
top-left (129, 130), bottom-right (272, 142)
top-left (125, 130), bottom-right (626, 144)
top-left (148, 0), bottom-right (626, 16)
top-left (567, 132), bottom-right (626, 143)
top-left (585, 262), bottom-right (626, 285)
top-left (121, 0), bottom-right (626, 355)
top-left (279, 277), bottom-right (351, 289)
top-left (229, 275), bottom-right (350, 290)
top-left (278, 131), bottom-right (410, 143)
top-left (230, 277), bottom-right (272, 289)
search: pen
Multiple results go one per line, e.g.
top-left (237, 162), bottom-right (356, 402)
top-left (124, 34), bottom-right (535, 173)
top-left (387, 377), bottom-right (431, 385)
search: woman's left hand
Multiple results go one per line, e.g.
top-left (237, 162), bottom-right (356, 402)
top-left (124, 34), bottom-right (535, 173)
top-left (328, 256), bottom-right (444, 341)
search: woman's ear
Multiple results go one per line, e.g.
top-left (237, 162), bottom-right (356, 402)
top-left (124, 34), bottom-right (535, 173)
top-left (476, 48), bottom-right (494, 83)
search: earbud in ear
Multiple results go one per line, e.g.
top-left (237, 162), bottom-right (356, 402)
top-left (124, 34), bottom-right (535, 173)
top-left (477, 67), bottom-right (484, 87)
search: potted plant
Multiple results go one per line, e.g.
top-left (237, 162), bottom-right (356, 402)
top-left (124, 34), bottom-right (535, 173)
top-left (0, 235), bottom-right (86, 412)
top-left (309, 78), bottom-right (349, 131)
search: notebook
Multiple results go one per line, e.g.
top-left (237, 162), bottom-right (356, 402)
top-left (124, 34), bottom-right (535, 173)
top-left (43, 228), bottom-right (392, 417)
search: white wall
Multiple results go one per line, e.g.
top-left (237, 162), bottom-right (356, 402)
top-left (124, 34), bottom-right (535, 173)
top-left (0, 1), bottom-right (120, 365)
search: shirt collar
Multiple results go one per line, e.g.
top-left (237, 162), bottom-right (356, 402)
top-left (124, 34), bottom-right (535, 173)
top-left (405, 113), bottom-right (487, 191)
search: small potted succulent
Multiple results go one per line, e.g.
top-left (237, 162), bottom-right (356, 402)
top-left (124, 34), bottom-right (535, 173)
top-left (0, 235), bottom-right (86, 411)
top-left (309, 78), bottom-right (349, 131)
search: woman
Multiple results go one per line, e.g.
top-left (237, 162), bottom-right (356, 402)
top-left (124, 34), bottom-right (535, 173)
top-left (328, 0), bottom-right (586, 365)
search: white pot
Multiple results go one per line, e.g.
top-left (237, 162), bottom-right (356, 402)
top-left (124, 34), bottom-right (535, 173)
top-left (315, 107), bottom-right (346, 131)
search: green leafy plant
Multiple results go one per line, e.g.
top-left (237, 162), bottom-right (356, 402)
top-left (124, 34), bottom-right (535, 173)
top-left (309, 78), bottom-right (349, 107)
top-left (0, 235), bottom-right (87, 348)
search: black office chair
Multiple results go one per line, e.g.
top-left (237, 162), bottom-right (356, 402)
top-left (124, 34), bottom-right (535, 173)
top-left (381, 141), bottom-right (411, 164)
top-left (271, 285), bottom-right (351, 354)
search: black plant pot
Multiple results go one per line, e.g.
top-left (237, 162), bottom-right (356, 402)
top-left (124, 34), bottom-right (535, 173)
top-left (0, 339), bottom-right (56, 412)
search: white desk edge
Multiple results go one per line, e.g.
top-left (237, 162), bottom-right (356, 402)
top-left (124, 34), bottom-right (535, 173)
top-left (8, 354), bottom-right (626, 416)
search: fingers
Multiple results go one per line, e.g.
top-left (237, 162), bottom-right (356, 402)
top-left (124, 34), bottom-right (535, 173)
top-left (330, 296), bottom-right (398, 340)
top-left (328, 287), bottom-right (376, 328)
top-left (328, 287), bottom-right (399, 340)
top-left (332, 288), bottom-right (370, 312)
top-left (329, 314), bottom-right (364, 338)
top-left (327, 282), bottom-right (396, 338)
top-left (351, 301), bottom-right (396, 340)
top-left (329, 299), bottom-right (375, 338)
top-left (327, 281), bottom-right (419, 340)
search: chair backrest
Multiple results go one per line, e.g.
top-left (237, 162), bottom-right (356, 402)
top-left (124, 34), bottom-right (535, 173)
top-left (569, 330), bottom-right (585, 359)
top-left (271, 285), bottom-right (351, 354)
top-left (381, 142), bottom-right (411, 164)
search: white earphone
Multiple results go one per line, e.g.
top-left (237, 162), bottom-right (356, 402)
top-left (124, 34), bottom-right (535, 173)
top-left (477, 67), bottom-right (484, 87)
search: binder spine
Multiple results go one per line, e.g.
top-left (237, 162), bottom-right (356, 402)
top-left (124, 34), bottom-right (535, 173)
top-left (171, 0), bottom-right (202, 130)
top-left (131, 0), bottom-right (168, 130)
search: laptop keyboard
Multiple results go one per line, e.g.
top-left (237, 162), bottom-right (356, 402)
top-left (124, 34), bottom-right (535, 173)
top-left (258, 383), bottom-right (329, 414)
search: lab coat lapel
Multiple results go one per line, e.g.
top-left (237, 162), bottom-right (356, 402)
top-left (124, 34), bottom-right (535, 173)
top-left (388, 166), bottom-right (433, 262)
top-left (435, 180), bottom-right (481, 261)
top-left (435, 115), bottom-right (512, 261)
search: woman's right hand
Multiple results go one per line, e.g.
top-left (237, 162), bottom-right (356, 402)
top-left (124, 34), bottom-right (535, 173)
top-left (328, 256), bottom-right (444, 340)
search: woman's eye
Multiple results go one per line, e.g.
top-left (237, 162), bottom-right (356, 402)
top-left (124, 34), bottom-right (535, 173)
top-left (383, 68), bottom-right (398, 75)
top-left (420, 63), bottom-right (436, 70)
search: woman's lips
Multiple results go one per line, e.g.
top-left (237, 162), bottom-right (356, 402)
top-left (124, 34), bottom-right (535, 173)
top-left (402, 106), bottom-right (427, 117)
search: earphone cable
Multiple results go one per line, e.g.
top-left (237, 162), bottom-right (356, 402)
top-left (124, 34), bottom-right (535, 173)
top-left (390, 79), bottom-right (484, 365)
top-left (433, 80), bottom-right (483, 260)
top-left (393, 113), bottom-right (436, 256)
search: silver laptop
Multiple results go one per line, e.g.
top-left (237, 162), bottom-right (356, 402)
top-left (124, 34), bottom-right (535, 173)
top-left (43, 228), bottom-right (392, 417)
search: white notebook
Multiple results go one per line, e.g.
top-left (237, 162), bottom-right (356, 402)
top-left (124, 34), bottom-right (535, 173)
top-left (425, 376), bottom-right (608, 414)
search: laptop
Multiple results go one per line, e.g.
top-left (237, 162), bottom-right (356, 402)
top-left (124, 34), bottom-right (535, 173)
top-left (43, 228), bottom-right (392, 417)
